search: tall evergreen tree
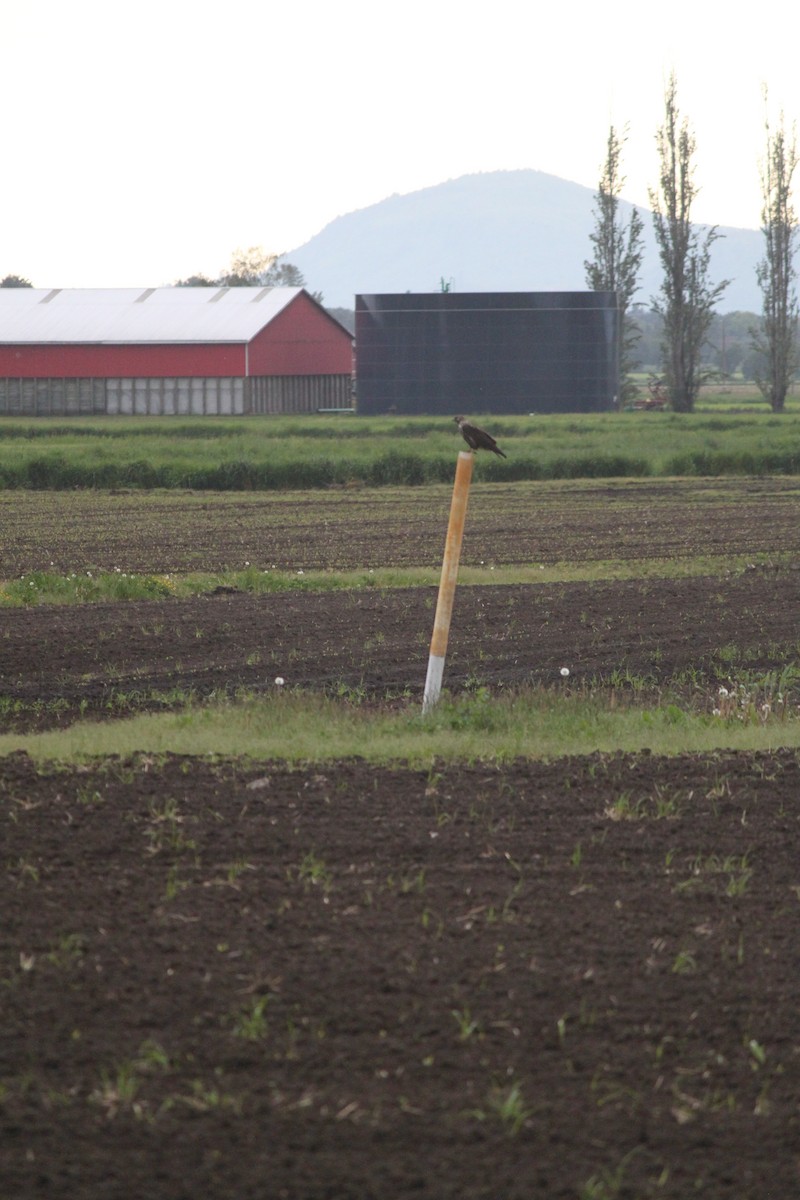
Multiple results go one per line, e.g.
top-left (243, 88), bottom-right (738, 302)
top-left (585, 125), bottom-right (644, 406)
top-left (649, 73), bottom-right (728, 412)
top-left (752, 104), bottom-right (799, 412)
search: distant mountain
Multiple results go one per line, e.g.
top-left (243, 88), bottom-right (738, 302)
top-left (284, 169), bottom-right (763, 314)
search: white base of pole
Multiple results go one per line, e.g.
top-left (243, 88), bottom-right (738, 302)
top-left (422, 654), bottom-right (445, 715)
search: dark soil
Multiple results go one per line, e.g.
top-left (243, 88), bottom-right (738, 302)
top-left (2, 477), bottom-right (800, 576)
top-left (2, 749), bottom-right (800, 1199)
top-left (2, 568), bottom-right (800, 729)
top-left (3, 480), bottom-right (800, 1197)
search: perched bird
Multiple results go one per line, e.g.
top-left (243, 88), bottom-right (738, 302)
top-left (453, 415), bottom-right (507, 458)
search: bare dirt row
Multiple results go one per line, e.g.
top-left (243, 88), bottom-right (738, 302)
top-left (2, 477), bottom-right (800, 577)
top-left (3, 749), bottom-right (800, 1199)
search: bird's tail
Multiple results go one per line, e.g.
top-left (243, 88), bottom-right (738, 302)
top-left (494, 448), bottom-right (507, 459)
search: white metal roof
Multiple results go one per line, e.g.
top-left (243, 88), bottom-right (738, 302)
top-left (0, 287), bottom-right (305, 344)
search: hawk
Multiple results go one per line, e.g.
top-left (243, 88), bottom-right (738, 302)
top-left (453, 415), bottom-right (507, 458)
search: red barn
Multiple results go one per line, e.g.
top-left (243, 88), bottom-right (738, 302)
top-left (0, 287), bottom-right (353, 415)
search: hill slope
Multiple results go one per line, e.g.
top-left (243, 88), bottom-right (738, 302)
top-left (285, 169), bottom-right (762, 313)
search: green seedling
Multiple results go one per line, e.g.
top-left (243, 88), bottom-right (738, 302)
top-left (651, 784), bottom-right (685, 818)
top-left (90, 1062), bottom-right (140, 1116)
top-left (295, 851), bottom-right (332, 893)
top-left (46, 933), bottom-right (86, 969)
top-left (605, 786), bottom-right (683, 821)
top-left (145, 798), bottom-right (196, 854)
top-left (748, 1038), bottom-right (767, 1068)
top-left (725, 861), bottom-right (753, 897)
top-left (232, 996), bottom-right (270, 1041)
top-left (470, 1082), bottom-right (531, 1136)
top-left (672, 949), bottom-right (698, 975)
top-left (677, 852), bottom-right (752, 896)
top-left (579, 1149), bottom-right (641, 1199)
top-left (603, 792), bottom-right (641, 820)
top-left (175, 1080), bottom-right (244, 1114)
top-left (226, 859), bottom-right (256, 884)
top-left (451, 1005), bottom-right (481, 1041)
top-left (136, 1040), bottom-right (170, 1072)
top-left (486, 1082), bottom-right (531, 1135)
top-left (163, 864), bottom-right (189, 901)
top-left (399, 868), bottom-right (426, 894)
top-left (10, 858), bottom-right (40, 886)
top-left (75, 786), bottom-right (104, 806)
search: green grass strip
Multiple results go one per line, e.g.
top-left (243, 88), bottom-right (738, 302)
top-left (1, 410), bottom-right (800, 489)
top-left (0, 553), bottom-right (791, 606)
top-left (3, 689), bottom-right (800, 766)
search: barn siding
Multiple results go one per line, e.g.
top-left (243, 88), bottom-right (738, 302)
top-left (0, 288), bottom-right (355, 416)
top-left (0, 342), bottom-right (247, 378)
top-left (247, 293), bottom-right (354, 376)
top-left (0, 375), bottom-right (352, 416)
top-left (249, 374), bottom-right (354, 413)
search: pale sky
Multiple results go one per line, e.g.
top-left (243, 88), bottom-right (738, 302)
top-left (3, 0), bottom-right (798, 291)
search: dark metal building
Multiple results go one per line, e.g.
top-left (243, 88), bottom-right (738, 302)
top-left (355, 291), bottom-right (619, 415)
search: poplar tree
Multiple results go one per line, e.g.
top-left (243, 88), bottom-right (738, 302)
top-left (753, 105), bottom-right (799, 412)
top-left (649, 73), bottom-right (728, 412)
top-left (585, 125), bottom-right (644, 406)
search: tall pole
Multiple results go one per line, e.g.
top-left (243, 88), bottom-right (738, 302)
top-left (422, 450), bottom-right (474, 714)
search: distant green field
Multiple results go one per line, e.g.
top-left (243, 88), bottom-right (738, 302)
top-left (1, 401), bottom-right (799, 488)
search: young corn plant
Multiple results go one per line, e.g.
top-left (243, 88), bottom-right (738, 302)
top-left (470, 1081), bottom-right (532, 1136)
top-left (90, 1062), bottom-right (141, 1117)
top-left (451, 1005), bottom-right (481, 1041)
top-left (579, 1150), bottom-right (644, 1200)
top-left (486, 1082), bottom-right (532, 1136)
top-left (294, 851), bottom-right (333, 893)
top-left (144, 798), bottom-right (196, 854)
top-left (232, 995), bottom-right (270, 1041)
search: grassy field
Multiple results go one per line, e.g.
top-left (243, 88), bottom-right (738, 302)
top-left (1, 401), bottom-right (800, 487)
top-left (4, 684), bottom-right (800, 764)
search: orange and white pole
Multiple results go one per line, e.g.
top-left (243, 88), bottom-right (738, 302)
top-left (422, 450), bottom-right (474, 714)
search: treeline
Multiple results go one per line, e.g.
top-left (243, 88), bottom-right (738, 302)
top-left (586, 75), bottom-right (799, 412)
top-left (628, 309), bottom-right (785, 379)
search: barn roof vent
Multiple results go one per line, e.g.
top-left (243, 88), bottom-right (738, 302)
top-left (135, 288), bottom-right (156, 303)
top-left (251, 287), bottom-right (274, 302)
top-left (209, 288), bottom-right (230, 303)
top-left (40, 289), bottom-right (61, 304)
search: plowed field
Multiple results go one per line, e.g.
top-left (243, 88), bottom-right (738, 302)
top-left (1, 476), bottom-right (800, 576)
top-left (2, 569), bottom-right (800, 730)
top-left (2, 479), bottom-right (800, 1198)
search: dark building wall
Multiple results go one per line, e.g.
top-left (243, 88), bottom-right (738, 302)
top-left (355, 292), bottom-right (619, 415)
